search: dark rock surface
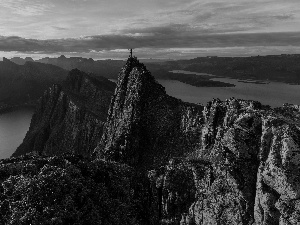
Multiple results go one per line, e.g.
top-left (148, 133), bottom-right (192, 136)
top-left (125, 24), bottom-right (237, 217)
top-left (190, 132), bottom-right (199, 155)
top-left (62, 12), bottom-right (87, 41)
top-left (5, 57), bottom-right (300, 224)
top-left (0, 154), bottom-right (151, 225)
top-left (187, 99), bottom-right (264, 225)
top-left (95, 57), bottom-right (203, 169)
top-left (93, 58), bottom-right (300, 224)
top-left (12, 69), bottom-right (115, 157)
top-left (0, 58), bottom-right (68, 108)
top-left (146, 100), bottom-right (300, 225)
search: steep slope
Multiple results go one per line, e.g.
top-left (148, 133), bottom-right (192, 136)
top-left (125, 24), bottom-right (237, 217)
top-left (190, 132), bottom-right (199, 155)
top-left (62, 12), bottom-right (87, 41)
top-left (95, 57), bottom-right (204, 169)
top-left (12, 69), bottom-right (115, 157)
top-left (148, 99), bottom-right (300, 225)
top-left (0, 58), bottom-right (68, 110)
top-left (92, 57), bottom-right (300, 224)
top-left (6, 57), bottom-right (300, 225)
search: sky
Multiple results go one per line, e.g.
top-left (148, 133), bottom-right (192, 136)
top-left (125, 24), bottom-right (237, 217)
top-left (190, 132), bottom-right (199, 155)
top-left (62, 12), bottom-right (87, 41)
top-left (1, 0), bottom-right (300, 59)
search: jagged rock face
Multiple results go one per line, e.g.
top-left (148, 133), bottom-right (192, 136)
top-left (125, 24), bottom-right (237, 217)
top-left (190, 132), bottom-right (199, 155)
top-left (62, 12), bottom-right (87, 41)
top-left (154, 100), bottom-right (300, 225)
top-left (148, 160), bottom-right (196, 224)
top-left (254, 108), bottom-right (300, 225)
top-left (95, 57), bottom-right (203, 169)
top-left (10, 57), bottom-right (300, 224)
top-left (91, 58), bottom-right (300, 224)
top-left (12, 69), bottom-right (115, 157)
top-left (173, 99), bottom-right (263, 225)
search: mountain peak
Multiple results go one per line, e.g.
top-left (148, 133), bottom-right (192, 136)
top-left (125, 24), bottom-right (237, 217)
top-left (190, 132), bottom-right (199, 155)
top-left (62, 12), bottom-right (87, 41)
top-left (120, 56), bottom-right (164, 90)
top-left (95, 59), bottom-right (203, 169)
top-left (58, 55), bottom-right (67, 59)
top-left (2, 57), bottom-right (18, 68)
top-left (126, 56), bottom-right (143, 66)
top-left (3, 57), bottom-right (14, 63)
top-left (25, 57), bottom-right (34, 62)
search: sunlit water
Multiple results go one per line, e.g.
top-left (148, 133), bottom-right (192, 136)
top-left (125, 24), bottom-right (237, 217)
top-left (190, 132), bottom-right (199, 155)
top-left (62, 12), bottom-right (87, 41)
top-left (0, 108), bottom-right (34, 159)
top-left (158, 70), bottom-right (300, 107)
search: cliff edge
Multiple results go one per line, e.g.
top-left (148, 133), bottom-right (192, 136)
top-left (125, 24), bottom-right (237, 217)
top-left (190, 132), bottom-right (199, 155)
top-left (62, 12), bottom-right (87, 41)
top-left (95, 57), bottom-right (203, 169)
top-left (12, 69), bottom-right (115, 157)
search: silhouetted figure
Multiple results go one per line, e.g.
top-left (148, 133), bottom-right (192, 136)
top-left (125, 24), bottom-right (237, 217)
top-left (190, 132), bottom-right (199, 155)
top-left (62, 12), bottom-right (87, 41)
top-left (129, 49), bottom-right (133, 58)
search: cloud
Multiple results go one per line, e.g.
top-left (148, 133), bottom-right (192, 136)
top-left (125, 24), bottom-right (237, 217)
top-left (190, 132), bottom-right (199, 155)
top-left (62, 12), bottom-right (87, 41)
top-left (1, 0), bottom-right (300, 59)
top-left (0, 0), bottom-right (54, 16)
top-left (52, 26), bottom-right (69, 31)
top-left (1, 30), bottom-right (300, 55)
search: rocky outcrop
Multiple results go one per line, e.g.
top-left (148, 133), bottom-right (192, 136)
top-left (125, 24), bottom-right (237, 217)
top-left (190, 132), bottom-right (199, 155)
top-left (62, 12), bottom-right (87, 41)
top-left (147, 100), bottom-right (300, 225)
top-left (148, 159), bottom-right (196, 224)
top-left (12, 69), bottom-right (115, 157)
top-left (0, 154), bottom-right (152, 225)
top-left (186, 99), bottom-right (263, 225)
top-left (254, 105), bottom-right (300, 225)
top-left (7, 57), bottom-right (300, 224)
top-left (95, 57), bottom-right (203, 169)
top-left (93, 57), bottom-right (300, 224)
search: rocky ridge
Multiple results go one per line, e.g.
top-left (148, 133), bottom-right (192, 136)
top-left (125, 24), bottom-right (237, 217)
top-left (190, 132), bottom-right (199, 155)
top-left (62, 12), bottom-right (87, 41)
top-left (13, 69), bottom-right (115, 157)
top-left (95, 57), bottom-right (203, 169)
top-left (145, 100), bottom-right (300, 225)
top-left (94, 57), bottom-right (300, 224)
top-left (4, 57), bottom-right (300, 224)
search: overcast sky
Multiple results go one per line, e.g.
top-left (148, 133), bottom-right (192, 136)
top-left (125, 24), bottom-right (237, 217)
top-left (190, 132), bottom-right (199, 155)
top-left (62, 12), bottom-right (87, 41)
top-left (1, 0), bottom-right (300, 59)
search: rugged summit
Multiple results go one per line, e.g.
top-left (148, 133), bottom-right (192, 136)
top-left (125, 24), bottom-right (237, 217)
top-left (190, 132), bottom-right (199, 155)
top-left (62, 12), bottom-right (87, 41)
top-left (93, 57), bottom-right (300, 224)
top-left (147, 100), bottom-right (300, 225)
top-left (13, 69), bottom-right (115, 157)
top-left (95, 57), bottom-right (203, 169)
top-left (5, 57), bottom-right (300, 224)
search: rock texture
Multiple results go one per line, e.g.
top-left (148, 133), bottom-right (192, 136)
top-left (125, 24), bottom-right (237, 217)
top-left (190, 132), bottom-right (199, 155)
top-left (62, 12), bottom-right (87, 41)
top-left (12, 69), bottom-right (115, 157)
top-left (7, 57), bottom-right (300, 225)
top-left (145, 100), bottom-right (300, 225)
top-left (95, 57), bottom-right (203, 169)
top-left (186, 99), bottom-right (264, 225)
top-left (0, 154), bottom-right (151, 225)
top-left (93, 57), bottom-right (300, 224)
top-left (148, 159), bottom-right (196, 224)
top-left (254, 105), bottom-right (300, 225)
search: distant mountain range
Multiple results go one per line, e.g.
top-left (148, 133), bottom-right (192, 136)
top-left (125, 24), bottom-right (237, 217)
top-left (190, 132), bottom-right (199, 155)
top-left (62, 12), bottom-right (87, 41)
top-left (3, 53), bottom-right (300, 113)
top-left (153, 54), bottom-right (300, 84)
top-left (0, 58), bottom-right (68, 111)
top-left (8, 54), bottom-right (300, 87)
top-left (10, 55), bottom-right (125, 79)
top-left (8, 55), bottom-right (237, 87)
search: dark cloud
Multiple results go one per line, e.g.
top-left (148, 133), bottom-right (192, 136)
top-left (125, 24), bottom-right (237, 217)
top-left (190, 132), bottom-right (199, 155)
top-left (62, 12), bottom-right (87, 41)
top-left (273, 14), bottom-right (295, 20)
top-left (1, 30), bottom-right (300, 54)
top-left (52, 26), bottom-right (69, 31)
